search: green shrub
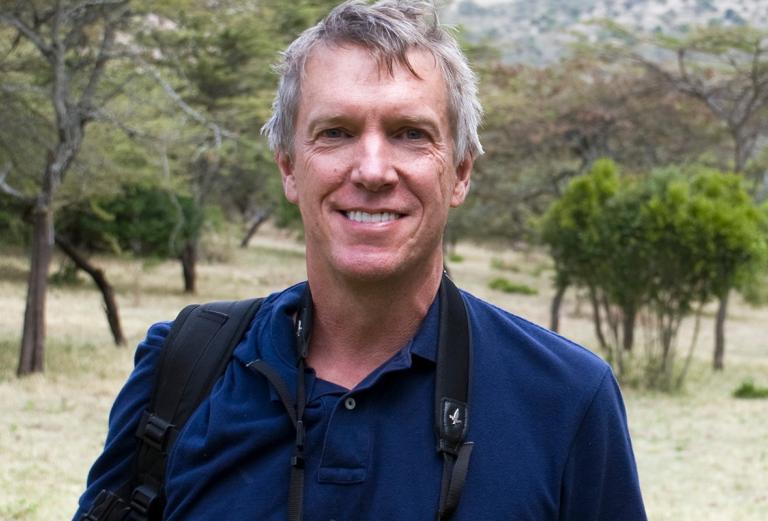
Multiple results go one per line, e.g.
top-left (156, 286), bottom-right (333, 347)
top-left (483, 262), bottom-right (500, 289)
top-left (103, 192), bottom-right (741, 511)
top-left (488, 277), bottom-right (538, 295)
top-left (733, 379), bottom-right (768, 399)
top-left (448, 253), bottom-right (464, 263)
top-left (49, 260), bottom-right (84, 286)
top-left (56, 183), bottom-right (204, 258)
top-left (538, 160), bottom-right (768, 390)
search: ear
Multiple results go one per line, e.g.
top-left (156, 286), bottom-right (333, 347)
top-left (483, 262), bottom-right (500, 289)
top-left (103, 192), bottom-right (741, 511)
top-left (276, 152), bottom-right (299, 204)
top-left (450, 155), bottom-right (473, 207)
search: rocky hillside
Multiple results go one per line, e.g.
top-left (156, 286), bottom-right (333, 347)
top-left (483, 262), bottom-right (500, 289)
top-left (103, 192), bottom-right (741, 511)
top-left (442, 0), bottom-right (768, 63)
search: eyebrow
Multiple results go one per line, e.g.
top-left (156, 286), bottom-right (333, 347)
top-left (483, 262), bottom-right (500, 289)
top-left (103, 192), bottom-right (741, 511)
top-left (307, 115), bottom-right (350, 136)
top-left (394, 115), bottom-right (442, 138)
top-left (307, 113), bottom-right (443, 138)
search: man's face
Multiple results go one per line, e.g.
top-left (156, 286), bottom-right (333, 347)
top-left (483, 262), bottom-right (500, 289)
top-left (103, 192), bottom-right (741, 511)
top-left (277, 44), bottom-right (472, 283)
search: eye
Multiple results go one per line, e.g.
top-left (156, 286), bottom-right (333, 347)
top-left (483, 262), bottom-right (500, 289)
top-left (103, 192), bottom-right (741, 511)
top-left (320, 128), bottom-right (349, 139)
top-left (401, 128), bottom-right (426, 140)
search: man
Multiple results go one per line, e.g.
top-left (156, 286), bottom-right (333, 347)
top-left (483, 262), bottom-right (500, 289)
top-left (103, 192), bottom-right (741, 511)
top-left (74, 1), bottom-right (647, 520)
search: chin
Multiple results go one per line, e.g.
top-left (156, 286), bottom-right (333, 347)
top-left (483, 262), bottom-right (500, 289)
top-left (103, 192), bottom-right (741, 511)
top-left (329, 251), bottom-right (405, 280)
top-left (330, 249), bottom-right (438, 284)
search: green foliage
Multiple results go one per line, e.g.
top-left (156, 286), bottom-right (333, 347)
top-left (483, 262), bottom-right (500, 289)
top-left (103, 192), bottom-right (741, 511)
top-left (57, 184), bottom-right (203, 259)
top-left (539, 160), bottom-right (768, 389)
top-left (733, 379), bottom-right (768, 399)
top-left (0, 196), bottom-right (29, 247)
top-left (488, 277), bottom-right (538, 295)
top-left (49, 260), bottom-right (84, 287)
top-left (447, 253), bottom-right (465, 263)
top-left (538, 158), bottom-right (621, 289)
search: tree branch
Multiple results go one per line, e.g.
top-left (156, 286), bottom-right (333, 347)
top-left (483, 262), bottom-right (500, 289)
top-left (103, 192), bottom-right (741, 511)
top-left (90, 107), bottom-right (157, 141)
top-left (78, 16), bottom-right (119, 115)
top-left (137, 60), bottom-right (240, 141)
top-left (63, 0), bottom-right (130, 21)
top-left (0, 163), bottom-right (34, 203)
top-left (0, 13), bottom-right (53, 58)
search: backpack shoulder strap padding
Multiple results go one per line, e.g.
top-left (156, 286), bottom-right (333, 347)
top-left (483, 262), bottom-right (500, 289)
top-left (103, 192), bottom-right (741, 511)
top-left (151, 298), bottom-right (264, 427)
top-left (132, 297), bottom-right (264, 520)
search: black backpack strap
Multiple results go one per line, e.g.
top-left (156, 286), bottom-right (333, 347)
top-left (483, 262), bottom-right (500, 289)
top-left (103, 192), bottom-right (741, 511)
top-left (79, 298), bottom-right (263, 521)
top-left (435, 275), bottom-right (473, 521)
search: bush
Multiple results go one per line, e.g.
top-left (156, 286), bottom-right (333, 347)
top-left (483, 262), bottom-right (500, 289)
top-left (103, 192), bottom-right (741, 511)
top-left (538, 160), bottom-right (768, 390)
top-left (56, 183), bottom-right (204, 259)
top-left (488, 277), bottom-right (538, 295)
top-left (733, 380), bottom-right (768, 399)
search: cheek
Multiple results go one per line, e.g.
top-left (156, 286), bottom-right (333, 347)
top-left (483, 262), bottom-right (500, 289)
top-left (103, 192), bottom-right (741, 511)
top-left (292, 156), bottom-right (347, 204)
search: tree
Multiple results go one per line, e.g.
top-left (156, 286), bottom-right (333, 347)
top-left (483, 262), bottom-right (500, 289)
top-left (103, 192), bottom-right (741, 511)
top-left (539, 160), bottom-right (768, 388)
top-left (600, 24), bottom-right (768, 369)
top-left (1, 1), bottom-right (134, 375)
top-left (456, 48), bottom-right (721, 248)
top-left (128, 0), bottom-right (338, 292)
top-left (538, 159), bottom-right (621, 352)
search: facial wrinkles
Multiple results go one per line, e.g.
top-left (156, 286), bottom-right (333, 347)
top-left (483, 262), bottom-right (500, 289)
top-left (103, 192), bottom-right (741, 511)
top-left (294, 47), bottom-right (457, 202)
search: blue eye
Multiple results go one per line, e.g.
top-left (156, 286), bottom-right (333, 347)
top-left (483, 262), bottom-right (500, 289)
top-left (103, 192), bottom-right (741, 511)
top-left (403, 128), bottom-right (426, 140)
top-left (321, 128), bottom-right (346, 138)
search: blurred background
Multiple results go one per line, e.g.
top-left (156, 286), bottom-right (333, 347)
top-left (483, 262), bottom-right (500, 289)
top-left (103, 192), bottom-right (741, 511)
top-left (1, 1), bottom-right (767, 519)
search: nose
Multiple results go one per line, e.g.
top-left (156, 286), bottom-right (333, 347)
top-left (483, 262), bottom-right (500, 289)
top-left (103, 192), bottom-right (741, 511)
top-left (350, 132), bottom-right (398, 192)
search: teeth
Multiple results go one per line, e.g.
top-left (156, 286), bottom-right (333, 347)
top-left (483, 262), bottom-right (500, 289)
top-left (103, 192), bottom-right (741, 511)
top-left (346, 211), bottom-right (400, 223)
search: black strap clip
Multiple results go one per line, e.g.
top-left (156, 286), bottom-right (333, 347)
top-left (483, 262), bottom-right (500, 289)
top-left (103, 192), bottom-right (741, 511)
top-left (128, 484), bottom-right (160, 520)
top-left (136, 411), bottom-right (175, 453)
top-left (79, 489), bottom-right (130, 521)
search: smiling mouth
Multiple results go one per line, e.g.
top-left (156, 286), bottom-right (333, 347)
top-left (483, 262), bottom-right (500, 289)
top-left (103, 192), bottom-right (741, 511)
top-left (344, 211), bottom-right (403, 223)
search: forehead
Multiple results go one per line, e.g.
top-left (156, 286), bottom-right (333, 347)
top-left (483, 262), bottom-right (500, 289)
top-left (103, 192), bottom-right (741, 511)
top-left (296, 43), bottom-right (449, 124)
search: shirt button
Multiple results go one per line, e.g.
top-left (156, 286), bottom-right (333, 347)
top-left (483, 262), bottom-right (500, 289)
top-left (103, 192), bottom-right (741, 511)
top-left (344, 397), bottom-right (356, 410)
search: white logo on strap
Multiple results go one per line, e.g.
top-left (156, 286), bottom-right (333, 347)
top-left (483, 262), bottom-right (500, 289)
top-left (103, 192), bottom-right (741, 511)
top-left (449, 408), bottom-right (462, 426)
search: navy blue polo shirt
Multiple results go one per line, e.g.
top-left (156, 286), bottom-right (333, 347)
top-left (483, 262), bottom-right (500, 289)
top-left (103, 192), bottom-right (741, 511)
top-left (74, 282), bottom-right (647, 520)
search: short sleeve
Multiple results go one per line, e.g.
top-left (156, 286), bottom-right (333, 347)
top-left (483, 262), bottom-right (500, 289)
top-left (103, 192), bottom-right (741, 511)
top-left (559, 368), bottom-right (647, 521)
top-left (71, 321), bottom-right (171, 520)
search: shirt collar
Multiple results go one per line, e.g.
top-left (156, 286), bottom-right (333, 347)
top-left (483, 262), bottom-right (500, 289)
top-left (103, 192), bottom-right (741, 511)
top-left (233, 281), bottom-right (440, 401)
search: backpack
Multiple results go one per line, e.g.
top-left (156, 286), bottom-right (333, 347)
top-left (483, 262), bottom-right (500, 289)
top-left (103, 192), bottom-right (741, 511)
top-left (81, 277), bottom-right (471, 521)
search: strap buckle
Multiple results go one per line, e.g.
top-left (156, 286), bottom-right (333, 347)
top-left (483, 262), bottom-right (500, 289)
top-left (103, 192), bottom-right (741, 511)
top-left (80, 489), bottom-right (130, 521)
top-left (128, 484), bottom-right (160, 520)
top-left (136, 411), bottom-right (174, 452)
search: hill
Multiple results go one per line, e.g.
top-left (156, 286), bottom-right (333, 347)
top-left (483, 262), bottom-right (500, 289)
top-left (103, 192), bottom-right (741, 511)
top-left (442, 0), bottom-right (768, 63)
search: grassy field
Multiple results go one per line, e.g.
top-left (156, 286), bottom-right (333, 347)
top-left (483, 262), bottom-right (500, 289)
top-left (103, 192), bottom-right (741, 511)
top-left (1, 229), bottom-right (767, 520)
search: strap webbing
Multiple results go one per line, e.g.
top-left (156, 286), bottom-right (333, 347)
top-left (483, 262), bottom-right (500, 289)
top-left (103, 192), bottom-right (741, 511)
top-left (435, 275), bottom-right (473, 520)
top-left (246, 358), bottom-right (306, 521)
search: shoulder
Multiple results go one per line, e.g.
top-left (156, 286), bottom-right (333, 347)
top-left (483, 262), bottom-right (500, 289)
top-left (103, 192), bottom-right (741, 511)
top-left (462, 290), bottom-right (607, 371)
top-left (460, 289), bottom-right (611, 410)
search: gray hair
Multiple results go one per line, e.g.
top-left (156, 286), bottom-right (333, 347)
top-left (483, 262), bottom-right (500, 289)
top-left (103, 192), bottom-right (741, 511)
top-left (261, 0), bottom-right (484, 163)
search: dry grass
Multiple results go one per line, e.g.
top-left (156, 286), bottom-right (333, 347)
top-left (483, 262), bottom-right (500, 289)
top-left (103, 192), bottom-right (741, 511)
top-left (1, 231), bottom-right (767, 520)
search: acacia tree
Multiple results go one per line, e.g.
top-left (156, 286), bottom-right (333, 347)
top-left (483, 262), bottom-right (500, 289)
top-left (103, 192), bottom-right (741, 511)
top-left (0, 0), bottom-right (135, 375)
top-left (599, 25), bottom-right (768, 369)
top-left (455, 48), bottom-right (721, 250)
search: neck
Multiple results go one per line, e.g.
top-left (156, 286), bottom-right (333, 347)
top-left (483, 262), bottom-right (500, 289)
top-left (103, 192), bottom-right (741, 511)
top-left (305, 262), bottom-right (444, 389)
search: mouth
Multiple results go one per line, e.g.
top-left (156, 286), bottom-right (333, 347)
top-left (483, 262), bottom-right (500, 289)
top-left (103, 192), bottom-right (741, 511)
top-left (344, 210), bottom-right (404, 224)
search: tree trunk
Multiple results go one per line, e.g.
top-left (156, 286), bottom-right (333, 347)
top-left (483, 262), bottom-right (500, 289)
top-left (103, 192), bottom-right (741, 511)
top-left (18, 202), bottom-right (53, 376)
top-left (550, 282), bottom-right (567, 332)
top-left (180, 240), bottom-right (197, 294)
top-left (55, 235), bottom-right (125, 346)
top-left (713, 291), bottom-right (729, 370)
top-left (588, 286), bottom-right (608, 350)
top-left (622, 306), bottom-right (636, 351)
top-left (240, 210), bottom-right (271, 248)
